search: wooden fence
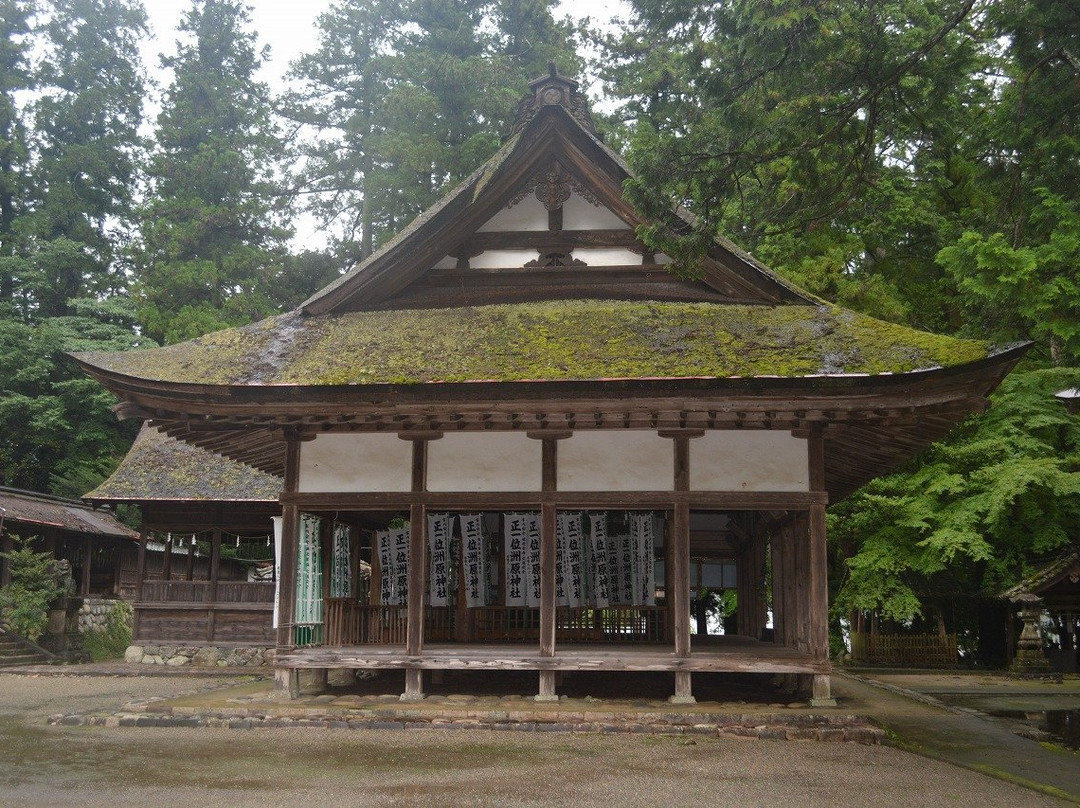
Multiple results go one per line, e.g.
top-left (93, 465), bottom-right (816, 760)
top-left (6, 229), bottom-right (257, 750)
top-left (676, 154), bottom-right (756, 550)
top-left (134, 581), bottom-right (275, 645)
top-left (849, 631), bottom-right (958, 668)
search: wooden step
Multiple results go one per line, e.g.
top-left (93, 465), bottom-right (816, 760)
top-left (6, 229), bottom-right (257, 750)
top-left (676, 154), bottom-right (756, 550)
top-left (0, 652), bottom-right (48, 666)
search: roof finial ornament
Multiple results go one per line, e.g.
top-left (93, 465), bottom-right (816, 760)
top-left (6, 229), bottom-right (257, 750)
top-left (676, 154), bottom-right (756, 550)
top-left (507, 64), bottom-right (598, 139)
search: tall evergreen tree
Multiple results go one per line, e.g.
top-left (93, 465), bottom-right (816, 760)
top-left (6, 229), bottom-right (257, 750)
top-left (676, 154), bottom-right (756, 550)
top-left (936, 0), bottom-right (1080, 363)
top-left (286, 0), bottom-right (581, 262)
top-left (135, 0), bottom-right (290, 344)
top-left (0, 0), bottom-right (148, 493)
top-left (0, 0), bottom-right (34, 306)
top-left (597, 0), bottom-right (989, 330)
top-left (24, 0), bottom-right (147, 318)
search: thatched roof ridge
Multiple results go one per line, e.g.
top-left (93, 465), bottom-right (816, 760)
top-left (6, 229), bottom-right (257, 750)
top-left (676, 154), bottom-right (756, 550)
top-left (74, 300), bottom-right (995, 388)
top-left (84, 424), bottom-right (281, 503)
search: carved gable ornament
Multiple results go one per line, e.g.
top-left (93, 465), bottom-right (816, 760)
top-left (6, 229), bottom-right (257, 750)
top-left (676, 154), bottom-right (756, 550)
top-left (509, 63), bottom-right (598, 138)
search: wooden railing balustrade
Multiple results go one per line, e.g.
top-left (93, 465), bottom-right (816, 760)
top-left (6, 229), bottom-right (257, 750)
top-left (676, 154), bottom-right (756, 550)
top-left (849, 631), bottom-right (958, 668)
top-left (137, 580), bottom-right (273, 604)
top-left (324, 602), bottom-right (667, 646)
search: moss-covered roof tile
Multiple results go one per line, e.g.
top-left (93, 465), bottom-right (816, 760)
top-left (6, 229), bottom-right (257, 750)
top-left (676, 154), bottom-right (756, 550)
top-left (85, 425), bottom-right (282, 501)
top-left (76, 300), bottom-right (993, 387)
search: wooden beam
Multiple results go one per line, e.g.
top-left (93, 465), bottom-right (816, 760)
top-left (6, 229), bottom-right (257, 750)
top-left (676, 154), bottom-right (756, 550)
top-left (279, 490), bottom-right (828, 511)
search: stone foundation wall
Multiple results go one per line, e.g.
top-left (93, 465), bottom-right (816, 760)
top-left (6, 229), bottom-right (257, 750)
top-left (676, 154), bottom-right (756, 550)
top-left (124, 644), bottom-right (273, 667)
top-left (76, 598), bottom-right (123, 635)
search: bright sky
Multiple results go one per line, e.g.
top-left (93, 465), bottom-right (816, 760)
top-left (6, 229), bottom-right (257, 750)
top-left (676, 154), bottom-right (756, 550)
top-left (137, 0), bottom-right (628, 249)
top-left (140, 0), bottom-right (628, 89)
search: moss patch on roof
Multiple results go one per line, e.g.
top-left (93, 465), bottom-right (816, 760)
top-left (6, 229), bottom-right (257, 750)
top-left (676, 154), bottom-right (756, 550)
top-left (77, 300), bottom-right (993, 387)
top-left (86, 425), bottom-right (281, 501)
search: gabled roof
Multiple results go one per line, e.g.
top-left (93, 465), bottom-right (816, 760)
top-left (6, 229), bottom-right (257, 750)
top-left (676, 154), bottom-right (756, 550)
top-left (84, 424), bottom-right (281, 504)
top-left (300, 66), bottom-right (812, 315)
top-left (70, 69), bottom-right (1030, 501)
top-left (1003, 547), bottom-right (1080, 603)
top-left (0, 487), bottom-right (137, 540)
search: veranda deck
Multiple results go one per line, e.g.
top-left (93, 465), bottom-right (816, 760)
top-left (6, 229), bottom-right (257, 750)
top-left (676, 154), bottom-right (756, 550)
top-left (275, 635), bottom-right (829, 676)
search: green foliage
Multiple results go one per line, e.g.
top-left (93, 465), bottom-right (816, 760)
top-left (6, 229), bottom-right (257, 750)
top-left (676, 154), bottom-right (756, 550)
top-left (133, 0), bottom-right (290, 344)
top-left (597, 0), bottom-right (984, 330)
top-left (0, 534), bottom-right (65, 642)
top-left (285, 0), bottom-right (583, 262)
top-left (831, 365), bottom-right (1080, 621)
top-left (80, 599), bottom-right (132, 661)
top-left (939, 191), bottom-right (1080, 362)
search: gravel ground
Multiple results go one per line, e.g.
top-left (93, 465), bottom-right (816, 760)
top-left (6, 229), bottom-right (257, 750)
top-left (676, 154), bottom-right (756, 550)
top-left (0, 672), bottom-right (1072, 808)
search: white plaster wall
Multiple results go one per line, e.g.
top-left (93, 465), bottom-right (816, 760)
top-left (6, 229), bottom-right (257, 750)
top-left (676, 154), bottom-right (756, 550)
top-left (563, 192), bottom-right (629, 229)
top-left (469, 249), bottom-right (541, 269)
top-left (690, 431), bottom-right (809, 492)
top-left (427, 432), bottom-right (542, 491)
top-left (478, 197), bottom-right (548, 232)
top-left (558, 431), bottom-right (673, 491)
top-left (298, 433), bottom-right (413, 492)
top-left (574, 247), bottom-right (642, 266)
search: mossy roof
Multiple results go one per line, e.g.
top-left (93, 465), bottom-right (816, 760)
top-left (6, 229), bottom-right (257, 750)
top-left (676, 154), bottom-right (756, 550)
top-left (76, 300), bottom-right (993, 387)
top-left (85, 425), bottom-right (282, 502)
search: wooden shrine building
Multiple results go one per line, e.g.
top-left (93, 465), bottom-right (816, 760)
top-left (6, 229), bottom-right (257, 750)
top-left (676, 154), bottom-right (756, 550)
top-left (84, 424), bottom-right (283, 646)
top-left (75, 68), bottom-right (1026, 704)
top-left (0, 486), bottom-right (138, 597)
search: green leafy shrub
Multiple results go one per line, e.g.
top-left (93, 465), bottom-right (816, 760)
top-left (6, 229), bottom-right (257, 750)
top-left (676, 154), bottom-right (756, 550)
top-left (81, 600), bottom-right (133, 661)
top-left (0, 534), bottom-right (66, 642)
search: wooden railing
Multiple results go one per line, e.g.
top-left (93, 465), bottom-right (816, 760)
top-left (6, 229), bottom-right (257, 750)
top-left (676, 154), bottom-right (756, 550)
top-left (849, 631), bottom-right (958, 668)
top-left (324, 602), bottom-right (667, 646)
top-left (138, 580), bottom-right (273, 604)
top-left (217, 582), bottom-right (274, 603)
top-left (139, 580), bottom-right (210, 603)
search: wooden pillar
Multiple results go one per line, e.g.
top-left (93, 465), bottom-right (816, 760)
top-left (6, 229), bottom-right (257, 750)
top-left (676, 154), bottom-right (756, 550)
top-left (808, 426), bottom-right (835, 706)
top-left (538, 501), bottom-right (558, 701)
top-left (369, 529), bottom-right (381, 607)
top-left (403, 438), bottom-right (428, 700)
top-left (132, 527), bottom-right (147, 641)
top-left (793, 514), bottom-right (811, 654)
top-left (207, 528), bottom-right (221, 643)
top-left (161, 535), bottom-right (173, 581)
top-left (663, 513), bottom-right (675, 643)
top-left (669, 433), bottom-right (694, 704)
top-left (80, 539), bottom-right (92, 595)
top-left (275, 435), bottom-right (302, 661)
top-left (349, 525), bottom-right (361, 601)
top-left (0, 528), bottom-right (10, 588)
top-left (537, 436), bottom-right (559, 701)
top-left (753, 530), bottom-right (769, 637)
top-left (185, 538), bottom-right (195, 581)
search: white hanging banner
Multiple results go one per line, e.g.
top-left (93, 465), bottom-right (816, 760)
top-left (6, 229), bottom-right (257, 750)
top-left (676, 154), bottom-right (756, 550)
top-left (460, 513), bottom-right (487, 608)
top-left (427, 513), bottom-right (451, 607)
top-left (525, 512), bottom-right (542, 607)
top-left (559, 513), bottom-right (585, 608)
top-left (271, 516), bottom-right (282, 629)
top-left (588, 513), bottom-right (610, 608)
top-left (617, 532), bottom-right (635, 605)
top-left (632, 513), bottom-right (656, 607)
top-left (376, 530), bottom-right (395, 605)
top-left (555, 513), bottom-right (568, 606)
top-left (296, 515), bottom-right (324, 627)
top-left (331, 522), bottom-right (351, 598)
top-left (393, 527), bottom-right (410, 607)
top-left (503, 513), bottom-right (527, 606)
